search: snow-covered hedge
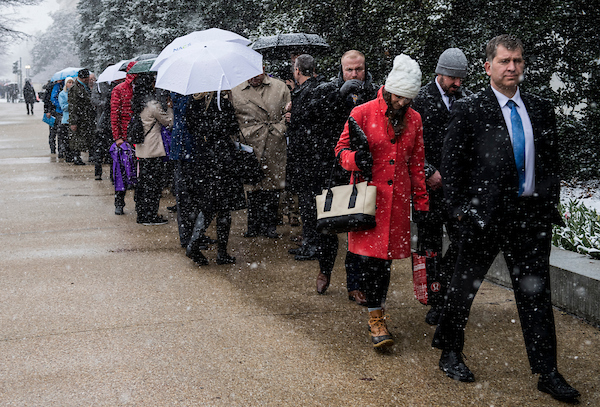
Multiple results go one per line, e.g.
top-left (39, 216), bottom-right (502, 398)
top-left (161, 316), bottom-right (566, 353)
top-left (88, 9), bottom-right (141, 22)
top-left (553, 199), bottom-right (600, 259)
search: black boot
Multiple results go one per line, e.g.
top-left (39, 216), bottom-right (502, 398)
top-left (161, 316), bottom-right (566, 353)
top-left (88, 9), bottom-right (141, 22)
top-left (186, 211), bottom-right (209, 266)
top-left (216, 212), bottom-right (235, 265)
top-left (114, 191), bottom-right (125, 215)
top-left (244, 191), bottom-right (259, 237)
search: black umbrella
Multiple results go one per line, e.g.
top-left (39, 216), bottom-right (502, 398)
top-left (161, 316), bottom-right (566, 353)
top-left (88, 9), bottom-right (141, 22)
top-left (348, 117), bottom-right (372, 181)
top-left (119, 54), bottom-right (159, 71)
top-left (251, 33), bottom-right (330, 59)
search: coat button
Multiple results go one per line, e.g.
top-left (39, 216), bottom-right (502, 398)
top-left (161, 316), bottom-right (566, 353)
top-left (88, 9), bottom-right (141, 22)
top-left (391, 139), bottom-right (396, 144)
top-left (389, 159), bottom-right (395, 165)
top-left (388, 180), bottom-right (393, 185)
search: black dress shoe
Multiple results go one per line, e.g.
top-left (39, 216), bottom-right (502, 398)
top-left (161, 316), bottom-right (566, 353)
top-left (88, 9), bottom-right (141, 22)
top-left (439, 350), bottom-right (475, 382)
top-left (216, 253), bottom-right (236, 265)
top-left (425, 306), bottom-right (442, 325)
top-left (295, 246), bottom-right (318, 261)
top-left (186, 246), bottom-right (209, 266)
top-left (244, 230), bottom-right (259, 238)
top-left (263, 227), bottom-right (280, 239)
top-left (288, 246), bottom-right (303, 255)
top-left (538, 370), bottom-right (580, 403)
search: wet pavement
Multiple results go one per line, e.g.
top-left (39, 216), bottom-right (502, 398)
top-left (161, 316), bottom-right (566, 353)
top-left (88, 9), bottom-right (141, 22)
top-left (1, 101), bottom-right (599, 406)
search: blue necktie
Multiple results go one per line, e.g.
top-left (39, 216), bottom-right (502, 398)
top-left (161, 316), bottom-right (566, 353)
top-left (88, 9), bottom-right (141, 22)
top-left (507, 100), bottom-right (525, 195)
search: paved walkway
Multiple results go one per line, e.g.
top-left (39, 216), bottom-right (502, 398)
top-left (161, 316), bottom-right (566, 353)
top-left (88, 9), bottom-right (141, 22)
top-left (1, 101), bottom-right (598, 406)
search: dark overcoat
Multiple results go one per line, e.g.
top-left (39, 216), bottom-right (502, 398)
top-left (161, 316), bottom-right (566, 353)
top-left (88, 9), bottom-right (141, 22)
top-left (68, 79), bottom-right (96, 152)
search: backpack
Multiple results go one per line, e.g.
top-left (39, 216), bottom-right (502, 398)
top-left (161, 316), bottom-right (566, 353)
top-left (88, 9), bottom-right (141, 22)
top-left (127, 112), bottom-right (156, 144)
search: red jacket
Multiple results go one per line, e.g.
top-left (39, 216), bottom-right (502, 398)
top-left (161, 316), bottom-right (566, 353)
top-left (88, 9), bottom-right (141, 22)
top-left (335, 87), bottom-right (428, 260)
top-left (111, 62), bottom-right (137, 141)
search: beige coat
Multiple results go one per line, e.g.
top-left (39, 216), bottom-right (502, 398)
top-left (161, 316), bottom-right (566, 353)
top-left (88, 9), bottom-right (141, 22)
top-left (232, 76), bottom-right (291, 190)
top-left (136, 100), bottom-right (174, 158)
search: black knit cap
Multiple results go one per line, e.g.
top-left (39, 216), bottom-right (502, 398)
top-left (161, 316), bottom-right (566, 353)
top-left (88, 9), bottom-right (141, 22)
top-left (78, 68), bottom-right (90, 78)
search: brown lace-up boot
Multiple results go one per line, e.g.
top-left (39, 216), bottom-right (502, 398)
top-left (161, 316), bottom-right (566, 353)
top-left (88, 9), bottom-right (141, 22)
top-left (368, 309), bottom-right (394, 348)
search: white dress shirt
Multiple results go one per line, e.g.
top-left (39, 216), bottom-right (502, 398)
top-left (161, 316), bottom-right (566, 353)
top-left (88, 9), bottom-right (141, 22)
top-left (491, 87), bottom-right (535, 196)
top-left (435, 76), bottom-right (453, 111)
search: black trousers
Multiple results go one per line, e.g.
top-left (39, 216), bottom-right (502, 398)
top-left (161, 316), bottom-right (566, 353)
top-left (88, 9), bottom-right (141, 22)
top-left (94, 129), bottom-right (113, 177)
top-left (346, 251), bottom-right (392, 308)
top-left (135, 158), bottom-right (164, 221)
top-left (26, 103), bottom-right (34, 114)
top-left (416, 189), bottom-right (461, 309)
top-left (246, 190), bottom-right (281, 234)
top-left (432, 202), bottom-right (558, 374)
top-left (297, 189), bottom-right (340, 274)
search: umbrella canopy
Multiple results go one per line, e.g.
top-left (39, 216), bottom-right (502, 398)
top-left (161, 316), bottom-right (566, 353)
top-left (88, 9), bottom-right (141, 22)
top-left (119, 54), bottom-right (158, 71)
top-left (251, 33), bottom-right (330, 59)
top-left (151, 28), bottom-right (251, 71)
top-left (155, 41), bottom-right (263, 95)
top-left (97, 60), bottom-right (128, 83)
top-left (51, 67), bottom-right (83, 82)
top-left (127, 59), bottom-right (157, 74)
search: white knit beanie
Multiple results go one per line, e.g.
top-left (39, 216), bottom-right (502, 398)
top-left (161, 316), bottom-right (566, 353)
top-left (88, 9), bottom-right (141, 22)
top-left (384, 54), bottom-right (422, 99)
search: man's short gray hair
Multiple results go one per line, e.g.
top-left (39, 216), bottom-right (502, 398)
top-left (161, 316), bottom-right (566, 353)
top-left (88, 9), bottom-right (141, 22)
top-left (295, 54), bottom-right (315, 77)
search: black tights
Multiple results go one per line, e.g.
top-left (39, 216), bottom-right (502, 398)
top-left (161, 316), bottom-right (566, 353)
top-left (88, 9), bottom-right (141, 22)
top-left (347, 251), bottom-right (392, 308)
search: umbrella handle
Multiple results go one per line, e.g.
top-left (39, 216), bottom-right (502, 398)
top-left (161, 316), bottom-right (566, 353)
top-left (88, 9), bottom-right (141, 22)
top-left (216, 74), bottom-right (225, 111)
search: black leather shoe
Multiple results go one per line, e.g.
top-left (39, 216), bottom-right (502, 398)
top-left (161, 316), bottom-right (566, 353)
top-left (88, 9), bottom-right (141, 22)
top-left (439, 350), bottom-right (475, 382)
top-left (263, 227), bottom-right (280, 239)
top-left (288, 246), bottom-right (303, 255)
top-left (425, 307), bottom-right (442, 325)
top-left (244, 230), bottom-right (259, 238)
top-left (295, 246), bottom-right (318, 261)
top-left (186, 246), bottom-right (208, 266)
top-left (216, 253), bottom-right (236, 265)
top-left (538, 370), bottom-right (580, 403)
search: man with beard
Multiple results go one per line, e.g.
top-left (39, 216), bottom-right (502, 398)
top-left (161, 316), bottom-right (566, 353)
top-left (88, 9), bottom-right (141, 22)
top-left (304, 50), bottom-right (378, 300)
top-left (412, 48), bottom-right (472, 325)
top-left (335, 54), bottom-right (428, 348)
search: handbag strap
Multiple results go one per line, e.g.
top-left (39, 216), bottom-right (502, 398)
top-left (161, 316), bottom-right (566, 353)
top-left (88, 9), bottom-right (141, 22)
top-left (143, 119), bottom-right (158, 139)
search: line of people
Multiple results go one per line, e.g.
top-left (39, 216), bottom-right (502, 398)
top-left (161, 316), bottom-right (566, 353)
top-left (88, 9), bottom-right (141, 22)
top-left (37, 33), bottom-right (579, 403)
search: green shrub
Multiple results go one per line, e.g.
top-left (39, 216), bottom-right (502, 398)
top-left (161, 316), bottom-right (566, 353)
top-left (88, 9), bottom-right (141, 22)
top-left (553, 199), bottom-right (600, 259)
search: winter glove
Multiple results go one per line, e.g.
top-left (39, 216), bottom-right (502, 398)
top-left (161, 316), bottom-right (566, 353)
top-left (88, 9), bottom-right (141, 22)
top-left (340, 79), bottom-right (363, 99)
top-left (354, 150), bottom-right (373, 179)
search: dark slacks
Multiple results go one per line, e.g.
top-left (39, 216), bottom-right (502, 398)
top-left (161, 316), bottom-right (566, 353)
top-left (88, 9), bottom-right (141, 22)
top-left (135, 157), bottom-right (164, 221)
top-left (246, 190), bottom-right (281, 234)
top-left (297, 189), bottom-right (340, 274)
top-left (416, 188), bottom-right (461, 309)
top-left (346, 251), bottom-right (392, 308)
top-left (432, 201), bottom-right (558, 374)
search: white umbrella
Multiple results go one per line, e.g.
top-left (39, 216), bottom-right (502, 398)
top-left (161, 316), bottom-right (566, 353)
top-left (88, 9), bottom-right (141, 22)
top-left (97, 60), bottom-right (128, 83)
top-left (155, 41), bottom-right (263, 96)
top-left (151, 28), bottom-right (251, 71)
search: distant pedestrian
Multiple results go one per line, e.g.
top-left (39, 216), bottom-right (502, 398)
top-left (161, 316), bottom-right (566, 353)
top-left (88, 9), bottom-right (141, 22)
top-left (432, 34), bottom-right (580, 404)
top-left (110, 61), bottom-right (138, 215)
top-left (131, 74), bottom-right (173, 225)
top-left (184, 91), bottom-right (246, 266)
top-left (232, 70), bottom-right (291, 239)
top-left (23, 79), bottom-right (36, 115)
top-left (58, 77), bottom-right (76, 162)
top-left (335, 54), bottom-right (428, 349)
top-left (68, 68), bottom-right (96, 165)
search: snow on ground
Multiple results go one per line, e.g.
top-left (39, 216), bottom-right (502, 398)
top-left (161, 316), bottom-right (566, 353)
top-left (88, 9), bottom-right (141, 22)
top-left (561, 179), bottom-right (600, 213)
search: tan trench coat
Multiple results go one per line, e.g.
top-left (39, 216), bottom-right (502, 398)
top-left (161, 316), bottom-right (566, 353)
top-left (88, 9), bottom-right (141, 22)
top-left (231, 76), bottom-right (291, 191)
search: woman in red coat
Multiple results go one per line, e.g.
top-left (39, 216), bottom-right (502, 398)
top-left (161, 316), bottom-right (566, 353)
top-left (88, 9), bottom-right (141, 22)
top-left (335, 54), bottom-right (429, 349)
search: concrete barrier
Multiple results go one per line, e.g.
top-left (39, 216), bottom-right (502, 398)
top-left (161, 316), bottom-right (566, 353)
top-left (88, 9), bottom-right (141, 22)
top-left (486, 247), bottom-right (600, 327)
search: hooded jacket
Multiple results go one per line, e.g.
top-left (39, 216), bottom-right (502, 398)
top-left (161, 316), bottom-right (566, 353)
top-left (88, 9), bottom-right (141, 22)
top-left (110, 62), bottom-right (138, 141)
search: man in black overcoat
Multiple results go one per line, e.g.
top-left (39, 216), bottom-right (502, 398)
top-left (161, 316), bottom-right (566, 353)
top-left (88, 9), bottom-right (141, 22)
top-left (413, 48), bottom-right (472, 325)
top-left (432, 35), bottom-right (580, 403)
